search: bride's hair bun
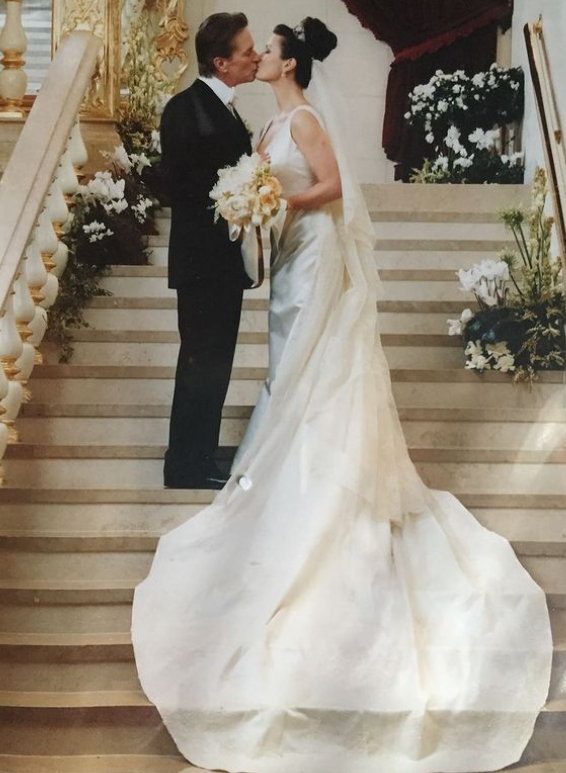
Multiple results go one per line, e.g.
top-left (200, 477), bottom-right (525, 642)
top-left (301, 17), bottom-right (337, 62)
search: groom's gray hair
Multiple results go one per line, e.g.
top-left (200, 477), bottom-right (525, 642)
top-left (196, 12), bottom-right (248, 77)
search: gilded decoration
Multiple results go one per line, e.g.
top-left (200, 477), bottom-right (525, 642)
top-left (52, 0), bottom-right (120, 119)
top-left (153, 0), bottom-right (189, 85)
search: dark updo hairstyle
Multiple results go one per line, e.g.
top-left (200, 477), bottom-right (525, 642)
top-left (273, 17), bottom-right (337, 89)
top-left (196, 12), bottom-right (249, 77)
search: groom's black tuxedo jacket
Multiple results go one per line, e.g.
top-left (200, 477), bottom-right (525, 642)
top-left (160, 79), bottom-right (253, 288)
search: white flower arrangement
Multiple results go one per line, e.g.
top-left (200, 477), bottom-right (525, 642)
top-left (446, 170), bottom-right (565, 383)
top-left (406, 65), bottom-right (525, 185)
top-left (465, 340), bottom-right (515, 372)
top-left (79, 171), bottom-right (127, 207)
top-left (456, 259), bottom-right (510, 308)
top-left (210, 153), bottom-right (284, 233)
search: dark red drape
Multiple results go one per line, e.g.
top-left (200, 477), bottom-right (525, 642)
top-left (339, 0), bottom-right (513, 179)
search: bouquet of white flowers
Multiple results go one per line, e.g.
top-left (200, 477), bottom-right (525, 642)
top-left (210, 153), bottom-right (286, 287)
top-left (210, 152), bottom-right (284, 231)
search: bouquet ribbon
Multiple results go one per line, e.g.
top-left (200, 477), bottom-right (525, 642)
top-left (228, 200), bottom-right (288, 288)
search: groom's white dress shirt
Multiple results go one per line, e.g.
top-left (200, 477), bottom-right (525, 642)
top-left (198, 75), bottom-right (236, 115)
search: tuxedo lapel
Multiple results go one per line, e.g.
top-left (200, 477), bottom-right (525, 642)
top-left (192, 79), bottom-right (251, 152)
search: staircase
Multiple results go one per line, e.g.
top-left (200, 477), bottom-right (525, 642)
top-left (0, 183), bottom-right (565, 773)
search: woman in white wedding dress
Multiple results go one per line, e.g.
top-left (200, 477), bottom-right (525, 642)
top-left (132, 18), bottom-right (552, 773)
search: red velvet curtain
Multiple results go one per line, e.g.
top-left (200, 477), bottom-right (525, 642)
top-left (339, 0), bottom-right (513, 179)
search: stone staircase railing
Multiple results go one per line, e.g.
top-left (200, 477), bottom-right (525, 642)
top-left (0, 29), bottom-right (101, 473)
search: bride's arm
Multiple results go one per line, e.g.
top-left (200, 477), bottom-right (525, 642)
top-left (287, 111), bottom-right (342, 211)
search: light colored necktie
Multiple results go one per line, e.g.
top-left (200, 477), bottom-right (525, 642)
top-left (227, 97), bottom-right (237, 118)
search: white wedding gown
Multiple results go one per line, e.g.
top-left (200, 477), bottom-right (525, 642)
top-left (132, 104), bottom-right (552, 773)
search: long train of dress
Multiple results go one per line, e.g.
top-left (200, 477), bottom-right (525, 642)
top-left (132, 105), bottom-right (552, 773)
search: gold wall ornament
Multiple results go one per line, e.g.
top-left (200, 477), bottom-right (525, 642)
top-left (52, 0), bottom-right (121, 119)
top-left (153, 0), bottom-right (189, 87)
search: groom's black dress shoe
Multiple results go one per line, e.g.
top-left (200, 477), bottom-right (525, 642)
top-left (163, 457), bottom-right (229, 490)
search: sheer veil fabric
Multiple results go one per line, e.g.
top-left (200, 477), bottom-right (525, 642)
top-left (132, 63), bottom-right (552, 773)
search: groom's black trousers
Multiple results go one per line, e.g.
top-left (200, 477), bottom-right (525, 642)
top-left (164, 281), bottom-right (244, 481)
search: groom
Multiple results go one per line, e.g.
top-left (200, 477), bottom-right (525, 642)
top-left (160, 12), bottom-right (260, 489)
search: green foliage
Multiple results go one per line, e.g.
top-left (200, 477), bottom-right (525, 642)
top-left (45, 250), bottom-right (110, 363)
top-left (457, 170), bottom-right (566, 382)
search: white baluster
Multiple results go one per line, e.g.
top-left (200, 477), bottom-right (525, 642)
top-left (37, 207), bottom-right (58, 272)
top-left (47, 179), bottom-right (70, 235)
top-left (25, 238), bottom-right (48, 304)
top-left (47, 176), bottom-right (71, 276)
top-left (58, 146), bottom-right (80, 204)
top-left (14, 267), bottom-right (37, 383)
top-left (0, 292), bottom-right (24, 441)
top-left (0, 362), bottom-right (9, 463)
top-left (0, 0), bottom-right (28, 118)
top-left (69, 120), bottom-right (88, 174)
top-left (38, 273), bottom-right (59, 309)
top-left (51, 240), bottom-right (69, 278)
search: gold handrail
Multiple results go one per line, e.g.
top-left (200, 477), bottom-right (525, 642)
top-left (524, 18), bottom-right (566, 270)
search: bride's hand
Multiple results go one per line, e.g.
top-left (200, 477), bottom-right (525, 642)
top-left (259, 152), bottom-right (271, 165)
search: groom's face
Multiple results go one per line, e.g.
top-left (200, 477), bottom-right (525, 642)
top-left (216, 27), bottom-right (260, 86)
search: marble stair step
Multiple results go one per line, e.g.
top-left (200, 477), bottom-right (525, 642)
top-left (98, 274), bottom-right (270, 299)
top-left (374, 249), bottom-right (513, 270)
top-left (87, 295), bottom-right (481, 314)
top-left (96, 277), bottom-right (474, 302)
top-left (360, 183), bottom-right (530, 213)
top-left (27, 374), bottom-right (566, 410)
top-left (0, 694), bottom-right (561, 758)
top-left (3, 458), bottom-right (566, 493)
top-left (148, 233), bottom-right (515, 252)
top-left (19, 404), bottom-right (566, 423)
top-left (4, 761), bottom-right (562, 773)
top-left (1, 632), bottom-right (564, 701)
top-left (0, 756), bottom-right (200, 773)
top-left (0, 504), bottom-right (563, 554)
top-left (151, 217), bottom-right (510, 240)
top-left (146, 243), bottom-right (506, 269)
top-left (0, 537), bottom-right (562, 587)
top-left (6, 445), bottom-right (566, 466)
top-left (77, 310), bottom-right (471, 336)
top-left (42, 341), bottom-right (269, 369)
top-left (82, 306), bottom-right (268, 333)
top-left (40, 342), bottom-right (471, 370)
top-left (0, 756), bottom-right (194, 773)
top-left (11, 416), bottom-right (566, 451)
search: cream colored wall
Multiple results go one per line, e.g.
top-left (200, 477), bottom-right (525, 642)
top-left (180, 0), bottom-right (395, 183)
top-left (511, 0), bottom-right (566, 181)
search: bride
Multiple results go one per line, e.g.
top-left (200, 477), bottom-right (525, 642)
top-left (132, 17), bottom-right (552, 773)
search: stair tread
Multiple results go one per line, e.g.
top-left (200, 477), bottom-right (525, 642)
top-left (0, 756), bottom-right (193, 773)
top-left (0, 630), bottom-right (563, 650)
top-left (29, 365), bottom-right (566, 383)
top-left (0, 761), bottom-right (564, 773)
top-left (0, 632), bottom-right (130, 646)
top-left (0, 689), bottom-right (563, 711)
top-left (19, 404), bottom-right (566, 422)
top-left (6, 446), bottom-right (566, 464)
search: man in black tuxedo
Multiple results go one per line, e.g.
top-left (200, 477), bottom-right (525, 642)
top-left (160, 13), bottom-right (260, 489)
